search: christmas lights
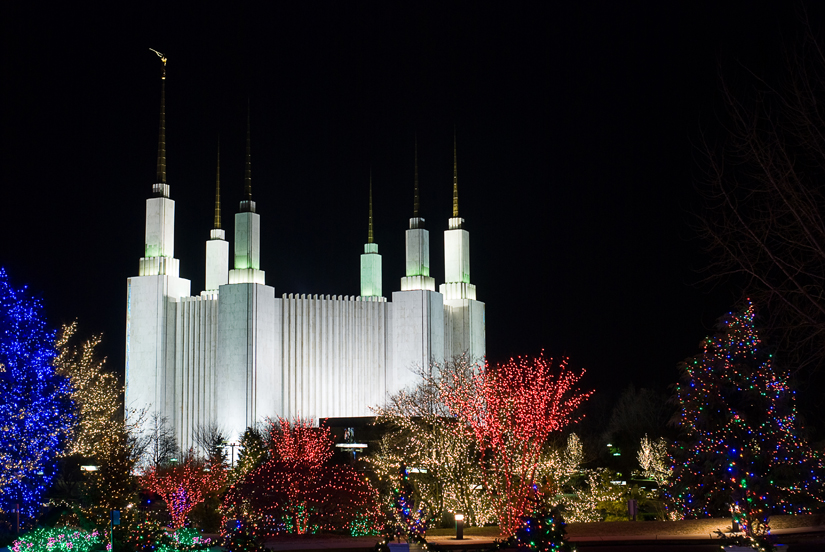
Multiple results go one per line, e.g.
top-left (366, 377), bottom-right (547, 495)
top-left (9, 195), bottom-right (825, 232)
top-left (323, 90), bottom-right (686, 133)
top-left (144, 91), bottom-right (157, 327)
top-left (389, 464), bottom-right (428, 543)
top-left (666, 301), bottom-right (825, 534)
top-left (370, 357), bottom-right (495, 527)
top-left (141, 454), bottom-right (226, 528)
top-left (514, 494), bottom-right (574, 552)
top-left (54, 322), bottom-right (120, 458)
top-left (637, 434), bottom-right (670, 486)
top-left (440, 353), bottom-right (591, 535)
top-left (0, 269), bottom-right (75, 520)
top-left (11, 527), bottom-right (104, 552)
top-left (229, 427), bottom-right (267, 485)
top-left (222, 418), bottom-right (382, 536)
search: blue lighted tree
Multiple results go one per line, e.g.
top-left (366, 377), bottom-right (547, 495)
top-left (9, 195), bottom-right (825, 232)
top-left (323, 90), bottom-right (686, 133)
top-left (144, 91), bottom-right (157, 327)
top-left (666, 301), bottom-right (825, 537)
top-left (0, 269), bottom-right (74, 521)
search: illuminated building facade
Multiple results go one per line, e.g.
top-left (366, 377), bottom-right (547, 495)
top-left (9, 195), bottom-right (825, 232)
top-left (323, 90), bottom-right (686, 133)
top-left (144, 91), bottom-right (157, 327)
top-left (125, 57), bottom-right (485, 448)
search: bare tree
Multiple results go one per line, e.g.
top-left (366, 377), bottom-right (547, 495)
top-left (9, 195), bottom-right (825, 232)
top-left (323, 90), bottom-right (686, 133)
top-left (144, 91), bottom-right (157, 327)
top-left (193, 421), bottom-right (228, 465)
top-left (701, 19), bottom-right (825, 386)
top-left (141, 412), bottom-right (179, 469)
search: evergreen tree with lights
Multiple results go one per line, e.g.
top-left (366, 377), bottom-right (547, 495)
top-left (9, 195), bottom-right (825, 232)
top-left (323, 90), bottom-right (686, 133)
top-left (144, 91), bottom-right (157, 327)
top-left (666, 302), bottom-right (825, 533)
top-left (230, 427), bottom-right (267, 485)
top-left (389, 464), bottom-right (428, 543)
top-left (0, 269), bottom-right (75, 521)
top-left (514, 491), bottom-right (574, 552)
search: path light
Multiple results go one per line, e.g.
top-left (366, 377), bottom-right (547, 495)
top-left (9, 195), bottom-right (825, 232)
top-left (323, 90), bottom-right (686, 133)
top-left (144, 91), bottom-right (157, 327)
top-left (455, 513), bottom-right (464, 540)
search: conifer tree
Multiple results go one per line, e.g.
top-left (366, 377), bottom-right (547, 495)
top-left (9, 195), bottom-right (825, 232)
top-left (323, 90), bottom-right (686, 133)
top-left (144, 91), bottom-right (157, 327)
top-left (666, 302), bottom-right (825, 532)
top-left (0, 269), bottom-right (75, 520)
top-left (230, 426), bottom-right (267, 484)
top-left (389, 464), bottom-right (427, 543)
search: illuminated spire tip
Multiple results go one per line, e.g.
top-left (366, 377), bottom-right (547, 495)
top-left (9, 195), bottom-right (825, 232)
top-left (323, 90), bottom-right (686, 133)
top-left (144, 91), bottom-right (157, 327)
top-left (414, 135), bottom-right (420, 218)
top-left (214, 140), bottom-right (221, 230)
top-left (150, 48), bottom-right (168, 185)
top-left (368, 170), bottom-right (374, 244)
top-left (452, 128), bottom-right (458, 218)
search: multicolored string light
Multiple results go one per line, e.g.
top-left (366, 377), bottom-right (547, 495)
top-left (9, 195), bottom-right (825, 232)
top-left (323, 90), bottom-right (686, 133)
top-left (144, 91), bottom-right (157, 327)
top-left (141, 455), bottom-right (226, 528)
top-left (11, 527), bottom-right (105, 552)
top-left (666, 301), bottom-right (825, 530)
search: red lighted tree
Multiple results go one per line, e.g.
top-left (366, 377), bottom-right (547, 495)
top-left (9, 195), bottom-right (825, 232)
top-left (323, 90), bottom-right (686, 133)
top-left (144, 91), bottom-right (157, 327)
top-left (269, 417), bottom-right (333, 466)
top-left (223, 418), bottom-right (382, 536)
top-left (142, 454), bottom-right (226, 528)
top-left (440, 354), bottom-right (591, 535)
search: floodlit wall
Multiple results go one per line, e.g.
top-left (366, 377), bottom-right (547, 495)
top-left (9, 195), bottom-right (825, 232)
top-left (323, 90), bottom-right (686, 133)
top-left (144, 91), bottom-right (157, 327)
top-left (391, 289), bottom-right (444, 390)
top-left (279, 294), bottom-right (391, 420)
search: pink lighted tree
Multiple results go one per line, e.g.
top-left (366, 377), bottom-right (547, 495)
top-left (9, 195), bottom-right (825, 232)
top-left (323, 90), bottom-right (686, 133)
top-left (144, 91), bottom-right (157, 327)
top-left (142, 454), bottom-right (226, 528)
top-left (268, 417), bottom-right (333, 466)
top-left (223, 418), bottom-right (381, 536)
top-left (440, 354), bottom-right (591, 535)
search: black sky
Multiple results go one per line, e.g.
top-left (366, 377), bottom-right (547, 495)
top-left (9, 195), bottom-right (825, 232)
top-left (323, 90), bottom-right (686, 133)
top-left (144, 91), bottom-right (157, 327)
top-left (1, 1), bottom-right (815, 403)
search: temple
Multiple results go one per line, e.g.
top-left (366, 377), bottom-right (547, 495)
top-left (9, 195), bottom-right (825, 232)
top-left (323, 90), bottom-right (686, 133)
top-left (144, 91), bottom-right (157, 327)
top-left (124, 54), bottom-right (485, 448)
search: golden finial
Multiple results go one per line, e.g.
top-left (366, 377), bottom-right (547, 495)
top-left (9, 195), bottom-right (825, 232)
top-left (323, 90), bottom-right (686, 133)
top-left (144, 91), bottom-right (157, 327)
top-left (414, 135), bottom-right (420, 218)
top-left (368, 170), bottom-right (374, 244)
top-left (452, 128), bottom-right (458, 217)
top-left (150, 49), bottom-right (167, 184)
top-left (244, 101), bottom-right (252, 201)
top-left (214, 140), bottom-right (221, 229)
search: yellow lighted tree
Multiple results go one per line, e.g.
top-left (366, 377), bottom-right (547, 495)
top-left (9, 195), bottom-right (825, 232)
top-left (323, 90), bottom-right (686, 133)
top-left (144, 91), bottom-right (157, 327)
top-left (370, 358), bottom-right (496, 527)
top-left (54, 322), bottom-right (120, 457)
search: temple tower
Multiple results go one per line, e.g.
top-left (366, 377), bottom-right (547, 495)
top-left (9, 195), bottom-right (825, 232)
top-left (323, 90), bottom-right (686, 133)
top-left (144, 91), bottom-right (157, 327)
top-left (125, 50), bottom-right (191, 425)
top-left (360, 173), bottom-right (382, 297)
top-left (392, 138), bottom-right (444, 387)
top-left (216, 107), bottom-right (278, 442)
top-left (440, 131), bottom-right (485, 362)
top-left (204, 142), bottom-right (229, 294)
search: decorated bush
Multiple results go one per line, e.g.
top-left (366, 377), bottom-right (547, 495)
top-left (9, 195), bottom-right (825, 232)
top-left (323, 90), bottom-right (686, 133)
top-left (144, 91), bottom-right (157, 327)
top-left (223, 418), bottom-right (382, 536)
top-left (11, 527), bottom-right (105, 552)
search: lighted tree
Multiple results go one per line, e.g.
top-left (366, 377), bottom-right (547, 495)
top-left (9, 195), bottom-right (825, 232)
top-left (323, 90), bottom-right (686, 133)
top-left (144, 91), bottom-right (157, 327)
top-left (389, 464), bottom-right (428, 543)
top-left (230, 426), bottom-right (267, 485)
top-left (141, 452), bottom-right (226, 528)
top-left (0, 269), bottom-right (75, 520)
top-left (82, 417), bottom-right (141, 526)
top-left (440, 354), bottom-right (591, 535)
top-left (514, 492), bottom-right (573, 552)
top-left (223, 418), bottom-right (382, 536)
top-left (53, 322), bottom-right (120, 458)
top-left (666, 302), bottom-right (825, 535)
top-left (534, 435), bottom-right (629, 523)
top-left (371, 358), bottom-right (493, 527)
top-left (267, 417), bottom-right (333, 465)
top-left (534, 433), bottom-right (583, 497)
top-left (637, 434), bottom-right (670, 486)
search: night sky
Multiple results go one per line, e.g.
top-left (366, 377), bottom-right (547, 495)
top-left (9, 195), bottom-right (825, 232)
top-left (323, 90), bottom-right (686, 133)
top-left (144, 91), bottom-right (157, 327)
top-left (2, 2), bottom-right (815, 405)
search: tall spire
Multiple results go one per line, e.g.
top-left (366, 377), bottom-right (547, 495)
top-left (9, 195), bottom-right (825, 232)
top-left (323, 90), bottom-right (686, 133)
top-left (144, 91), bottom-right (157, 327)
top-left (414, 136), bottom-right (420, 217)
top-left (452, 128), bottom-right (458, 218)
top-left (150, 48), bottom-right (167, 185)
top-left (368, 170), bottom-right (374, 244)
top-left (214, 140), bottom-right (221, 230)
top-left (244, 101), bottom-right (252, 201)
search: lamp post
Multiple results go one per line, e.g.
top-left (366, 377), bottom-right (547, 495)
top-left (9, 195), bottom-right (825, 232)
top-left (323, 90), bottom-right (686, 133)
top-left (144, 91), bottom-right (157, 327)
top-left (228, 443), bottom-right (238, 467)
top-left (455, 513), bottom-right (464, 540)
